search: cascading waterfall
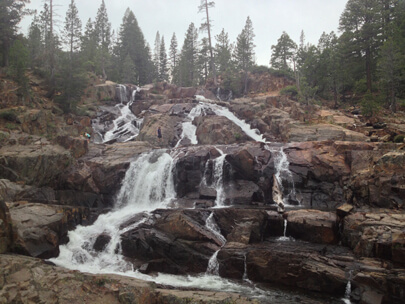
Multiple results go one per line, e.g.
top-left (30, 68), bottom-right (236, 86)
top-left (342, 270), bottom-right (353, 304)
top-left (49, 150), bottom-right (175, 273)
top-left (175, 103), bottom-right (206, 147)
top-left (213, 149), bottom-right (227, 207)
top-left (205, 212), bottom-right (226, 275)
top-left (102, 85), bottom-right (143, 143)
top-left (277, 219), bottom-right (295, 242)
top-left (266, 145), bottom-right (297, 207)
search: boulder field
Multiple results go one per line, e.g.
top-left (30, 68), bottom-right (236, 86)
top-left (0, 80), bottom-right (404, 303)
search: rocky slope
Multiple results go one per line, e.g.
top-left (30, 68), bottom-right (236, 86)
top-left (0, 71), bottom-right (405, 303)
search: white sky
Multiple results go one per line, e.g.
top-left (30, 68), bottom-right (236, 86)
top-left (19, 0), bottom-right (348, 66)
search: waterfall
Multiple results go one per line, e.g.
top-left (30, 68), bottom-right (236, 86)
top-left (277, 219), bottom-right (295, 242)
top-left (266, 145), bottom-right (297, 207)
top-left (206, 250), bottom-right (220, 275)
top-left (342, 270), bottom-right (353, 304)
top-left (205, 213), bottom-right (226, 245)
top-left (213, 149), bottom-right (227, 207)
top-left (205, 212), bottom-right (226, 275)
top-left (116, 84), bottom-right (128, 104)
top-left (242, 253), bottom-right (253, 284)
top-left (49, 150), bottom-right (175, 273)
top-left (175, 103), bottom-right (206, 147)
top-left (102, 85), bottom-right (143, 143)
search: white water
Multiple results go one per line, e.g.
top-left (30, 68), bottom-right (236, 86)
top-left (277, 219), bottom-right (295, 242)
top-left (195, 96), bottom-right (265, 143)
top-left (266, 145), bottom-right (297, 206)
top-left (205, 213), bottom-right (226, 245)
top-left (206, 250), bottom-right (220, 275)
top-left (213, 149), bottom-right (227, 207)
top-left (175, 103), bottom-right (206, 147)
top-left (342, 270), bottom-right (353, 304)
top-left (102, 85), bottom-right (143, 143)
top-left (50, 150), bottom-right (175, 273)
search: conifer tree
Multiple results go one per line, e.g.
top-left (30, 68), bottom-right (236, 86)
top-left (169, 33), bottom-right (178, 83)
top-left (0, 0), bottom-right (30, 67)
top-left (214, 28), bottom-right (232, 74)
top-left (81, 18), bottom-right (98, 72)
top-left (176, 23), bottom-right (198, 86)
top-left (198, 0), bottom-right (216, 85)
top-left (270, 31), bottom-right (297, 72)
top-left (95, 0), bottom-right (111, 79)
top-left (233, 16), bottom-right (255, 95)
top-left (63, 0), bottom-right (82, 57)
top-left (158, 36), bottom-right (169, 82)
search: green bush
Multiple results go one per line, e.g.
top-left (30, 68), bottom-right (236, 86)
top-left (394, 134), bottom-right (405, 143)
top-left (354, 79), bottom-right (368, 95)
top-left (251, 65), bottom-right (271, 74)
top-left (280, 85), bottom-right (298, 97)
top-left (360, 91), bottom-right (380, 117)
top-left (0, 111), bottom-right (18, 122)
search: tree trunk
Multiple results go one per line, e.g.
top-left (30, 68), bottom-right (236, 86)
top-left (204, 0), bottom-right (217, 86)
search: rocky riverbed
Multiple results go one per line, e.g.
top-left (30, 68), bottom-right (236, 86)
top-left (1, 76), bottom-right (405, 303)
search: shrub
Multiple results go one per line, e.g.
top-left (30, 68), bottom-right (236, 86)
top-left (280, 85), bottom-right (298, 97)
top-left (0, 111), bottom-right (18, 122)
top-left (360, 91), bottom-right (380, 117)
top-left (394, 134), bottom-right (405, 143)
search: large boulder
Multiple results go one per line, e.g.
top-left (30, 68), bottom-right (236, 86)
top-left (286, 209), bottom-right (339, 244)
top-left (195, 115), bottom-right (251, 145)
top-left (7, 201), bottom-right (94, 258)
top-left (120, 209), bottom-right (222, 274)
top-left (137, 112), bottom-right (182, 147)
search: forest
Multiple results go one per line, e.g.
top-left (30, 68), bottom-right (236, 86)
top-left (0, 0), bottom-right (404, 115)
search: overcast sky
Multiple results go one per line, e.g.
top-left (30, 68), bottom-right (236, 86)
top-left (20, 0), bottom-right (348, 66)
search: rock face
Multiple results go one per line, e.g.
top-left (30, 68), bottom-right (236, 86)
top-left (342, 210), bottom-right (405, 264)
top-left (0, 200), bottom-right (12, 253)
top-left (0, 144), bottom-right (72, 187)
top-left (195, 115), bottom-right (251, 145)
top-left (7, 201), bottom-right (95, 258)
top-left (0, 254), bottom-right (254, 304)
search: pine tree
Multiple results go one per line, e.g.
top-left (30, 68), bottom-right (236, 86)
top-left (0, 0), bottom-right (30, 67)
top-left (270, 31), bottom-right (297, 72)
top-left (81, 18), bottom-right (98, 72)
top-left (9, 38), bottom-right (29, 104)
top-left (27, 13), bottom-right (42, 69)
top-left (176, 23), bottom-right (199, 86)
top-left (233, 16), bottom-right (255, 95)
top-left (63, 0), bottom-right (82, 57)
top-left (117, 8), bottom-right (152, 85)
top-left (95, 0), bottom-right (111, 79)
top-left (198, 37), bottom-right (210, 84)
top-left (169, 33), bottom-right (178, 83)
top-left (153, 31), bottom-right (160, 80)
top-left (339, 0), bottom-right (384, 92)
top-left (198, 0), bottom-right (216, 85)
top-left (158, 36), bottom-right (169, 82)
top-left (214, 28), bottom-right (232, 74)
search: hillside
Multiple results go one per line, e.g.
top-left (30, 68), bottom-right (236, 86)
top-left (1, 71), bottom-right (405, 304)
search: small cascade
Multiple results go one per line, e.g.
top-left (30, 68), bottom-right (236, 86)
top-left (175, 103), bottom-right (206, 147)
top-left (50, 150), bottom-right (176, 272)
top-left (266, 145), bottom-right (297, 208)
top-left (242, 253), bottom-right (253, 284)
top-left (213, 149), bottom-right (227, 207)
top-left (116, 84), bottom-right (128, 104)
top-left (342, 270), bottom-right (353, 304)
top-left (102, 85), bottom-right (143, 143)
top-left (205, 212), bottom-right (226, 245)
top-left (205, 212), bottom-right (226, 276)
top-left (206, 250), bottom-right (220, 275)
top-left (277, 219), bottom-right (295, 242)
top-left (216, 87), bottom-right (222, 101)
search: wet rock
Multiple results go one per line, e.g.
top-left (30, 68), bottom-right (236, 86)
top-left (195, 116), bottom-right (251, 145)
top-left (7, 201), bottom-right (94, 258)
top-left (286, 209), bottom-right (338, 244)
top-left (93, 233), bottom-right (111, 252)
